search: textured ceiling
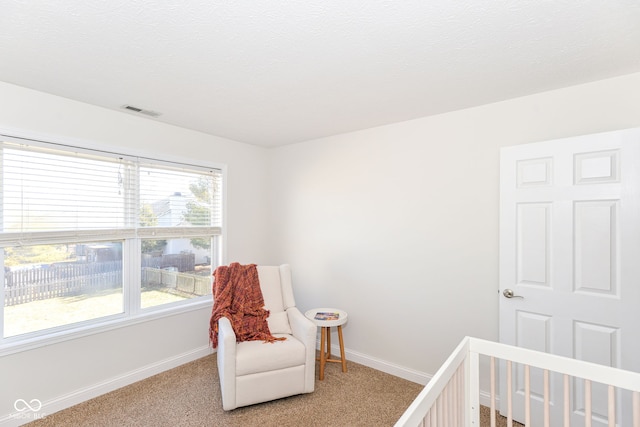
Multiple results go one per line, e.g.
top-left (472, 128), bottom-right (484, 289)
top-left (0, 1), bottom-right (639, 147)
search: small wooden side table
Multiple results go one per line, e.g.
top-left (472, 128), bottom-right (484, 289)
top-left (305, 308), bottom-right (348, 380)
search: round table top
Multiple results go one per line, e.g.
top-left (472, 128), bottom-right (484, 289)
top-left (305, 308), bottom-right (348, 327)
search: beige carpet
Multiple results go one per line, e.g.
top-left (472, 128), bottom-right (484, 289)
top-left (27, 354), bottom-right (519, 426)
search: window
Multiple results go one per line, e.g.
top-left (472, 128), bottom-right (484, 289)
top-left (0, 136), bottom-right (223, 343)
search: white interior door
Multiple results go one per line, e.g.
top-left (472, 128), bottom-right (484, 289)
top-left (499, 128), bottom-right (640, 426)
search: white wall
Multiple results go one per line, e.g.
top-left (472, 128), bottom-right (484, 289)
top-left (0, 82), bottom-right (270, 423)
top-left (267, 72), bottom-right (640, 378)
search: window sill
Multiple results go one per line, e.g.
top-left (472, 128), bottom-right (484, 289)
top-left (0, 298), bottom-right (213, 357)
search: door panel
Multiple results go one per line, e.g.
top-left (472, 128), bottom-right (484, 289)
top-left (517, 203), bottom-right (551, 286)
top-left (574, 200), bottom-right (618, 295)
top-left (499, 128), bottom-right (640, 426)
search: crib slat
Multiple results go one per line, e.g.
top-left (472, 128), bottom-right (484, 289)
top-left (607, 385), bottom-right (615, 427)
top-left (525, 364), bottom-right (531, 426)
top-left (430, 404), bottom-right (437, 427)
top-left (585, 379), bottom-right (592, 427)
top-left (449, 376), bottom-right (456, 426)
top-left (633, 391), bottom-right (640, 427)
top-left (459, 363), bottom-right (465, 427)
top-left (453, 366), bottom-right (459, 427)
top-left (443, 378), bottom-right (449, 427)
top-left (564, 374), bottom-right (571, 427)
top-left (507, 360), bottom-right (513, 427)
top-left (458, 366), bottom-right (463, 426)
top-left (490, 356), bottom-right (496, 427)
top-left (459, 367), bottom-right (463, 426)
top-left (451, 365), bottom-right (456, 427)
top-left (450, 372), bottom-right (456, 426)
top-left (451, 370), bottom-right (456, 427)
top-left (433, 397), bottom-right (438, 427)
top-left (544, 369), bottom-right (550, 427)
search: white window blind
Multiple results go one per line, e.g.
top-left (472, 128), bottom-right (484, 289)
top-left (0, 139), bottom-right (223, 245)
top-left (137, 160), bottom-right (222, 238)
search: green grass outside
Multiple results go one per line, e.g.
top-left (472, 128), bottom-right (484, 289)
top-left (4, 288), bottom-right (188, 338)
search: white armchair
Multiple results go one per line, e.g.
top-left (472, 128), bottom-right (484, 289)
top-left (216, 264), bottom-right (317, 410)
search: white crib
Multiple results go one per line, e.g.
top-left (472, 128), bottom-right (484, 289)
top-left (395, 337), bottom-right (640, 427)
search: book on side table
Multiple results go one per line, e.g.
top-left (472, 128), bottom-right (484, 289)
top-left (314, 312), bottom-right (340, 321)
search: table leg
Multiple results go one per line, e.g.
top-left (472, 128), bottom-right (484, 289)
top-left (337, 325), bottom-right (347, 372)
top-left (319, 326), bottom-right (326, 380)
top-left (326, 327), bottom-right (332, 359)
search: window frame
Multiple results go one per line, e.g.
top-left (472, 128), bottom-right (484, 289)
top-left (0, 130), bottom-right (226, 356)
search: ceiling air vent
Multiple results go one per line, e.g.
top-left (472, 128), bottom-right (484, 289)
top-left (121, 104), bottom-right (162, 118)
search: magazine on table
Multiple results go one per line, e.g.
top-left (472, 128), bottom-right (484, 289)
top-left (314, 311), bottom-right (340, 321)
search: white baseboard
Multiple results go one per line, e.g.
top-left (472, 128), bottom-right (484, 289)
top-left (0, 345), bottom-right (213, 427)
top-left (322, 341), bottom-right (496, 409)
top-left (341, 345), bottom-right (432, 385)
top-left (316, 339), bottom-right (432, 385)
top-left (479, 390), bottom-right (496, 409)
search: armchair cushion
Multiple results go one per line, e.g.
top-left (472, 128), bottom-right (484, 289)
top-left (236, 334), bottom-right (305, 376)
top-left (267, 311), bottom-right (292, 334)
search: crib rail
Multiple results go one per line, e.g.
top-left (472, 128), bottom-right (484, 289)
top-left (395, 337), bottom-right (640, 427)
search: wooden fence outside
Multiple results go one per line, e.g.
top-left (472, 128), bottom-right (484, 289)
top-left (4, 253), bottom-right (209, 306)
top-left (141, 267), bottom-right (211, 296)
top-left (141, 253), bottom-right (195, 272)
top-left (4, 261), bottom-right (123, 306)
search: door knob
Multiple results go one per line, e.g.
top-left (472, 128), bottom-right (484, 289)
top-left (503, 289), bottom-right (524, 299)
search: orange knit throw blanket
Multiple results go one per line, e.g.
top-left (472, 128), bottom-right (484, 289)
top-left (209, 263), bottom-right (284, 348)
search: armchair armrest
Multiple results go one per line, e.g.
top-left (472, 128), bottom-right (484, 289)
top-left (218, 316), bottom-right (236, 348)
top-left (287, 307), bottom-right (317, 393)
top-left (217, 316), bottom-right (237, 410)
top-left (287, 307), bottom-right (316, 345)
